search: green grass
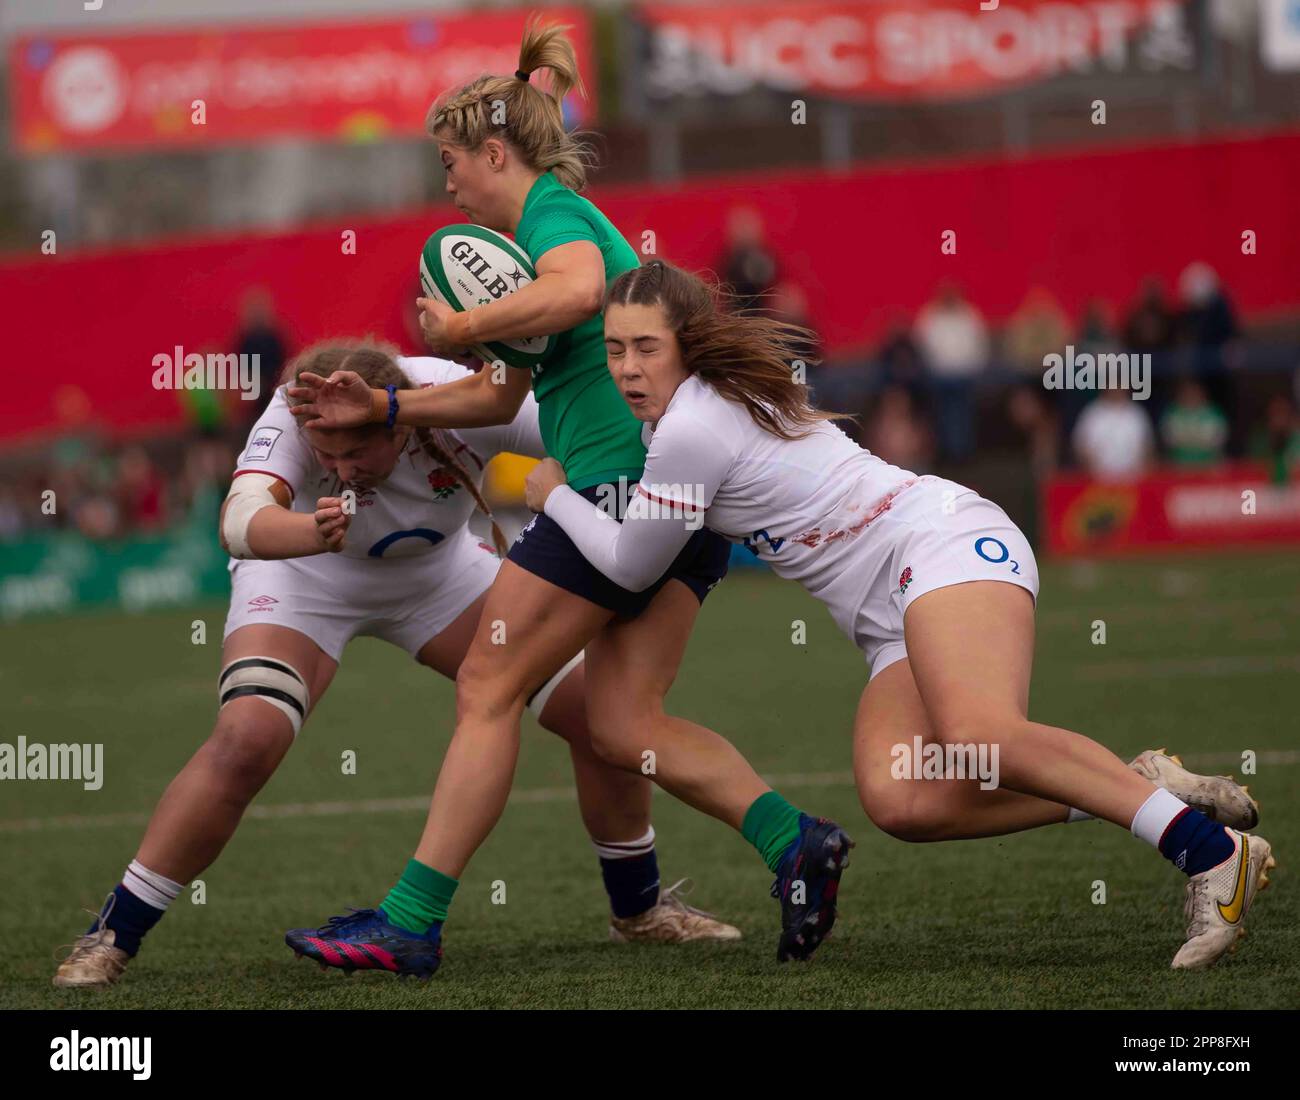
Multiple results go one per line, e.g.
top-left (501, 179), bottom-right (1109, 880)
top-left (2, 551), bottom-right (1297, 1009)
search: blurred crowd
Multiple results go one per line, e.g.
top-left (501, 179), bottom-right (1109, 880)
top-left (4, 210), bottom-right (1300, 546)
top-left (716, 206), bottom-right (1300, 486)
top-left (0, 289), bottom-right (286, 544)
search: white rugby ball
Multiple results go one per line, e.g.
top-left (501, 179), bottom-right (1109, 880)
top-left (418, 224), bottom-right (555, 370)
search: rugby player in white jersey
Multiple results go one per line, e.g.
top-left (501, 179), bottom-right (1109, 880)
top-left (53, 339), bottom-right (738, 988)
top-left (525, 261), bottom-right (1273, 971)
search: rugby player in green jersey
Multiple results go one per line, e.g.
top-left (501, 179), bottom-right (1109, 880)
top-left (284, 18), bottom-right (849, 977)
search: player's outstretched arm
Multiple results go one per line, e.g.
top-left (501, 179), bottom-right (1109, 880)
top-left (526, 459), bottom-right (696, 592)
top-left (289, 366), bottom-right (531, 431)
top-left (531, 408), bottom-right (732, 589)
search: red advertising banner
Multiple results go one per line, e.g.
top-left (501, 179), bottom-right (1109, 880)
top-left (1, 130), bottom-right (1296, 445)
top-left (11, 9), bottom-right (595, 154)
top-left (639, 0), bottom-right (1194, 102)
top-left (1044, 465), bottom-right (1300, 556)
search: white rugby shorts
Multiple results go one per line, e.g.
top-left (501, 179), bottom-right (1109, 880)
top-left (223, 530), bottom-right (501, 661)
top-left (815, 476), bottom-right (1040, 678)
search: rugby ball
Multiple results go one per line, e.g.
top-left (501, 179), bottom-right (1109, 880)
top-left (419, 224), bottom-right (555, 370)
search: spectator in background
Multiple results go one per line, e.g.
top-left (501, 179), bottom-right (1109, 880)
top-left (719, 206), bottom-right (777, 313)
top-left (1160, 378), bottom-right (1228, 468)
top-left (914, 281), bottom-right (989, 462)
top-left (876, 314), bottom-right (925, 399)
top-left (179, 436), bottom-right (235, 531)
top-left (1078, 299), bottom-right (1118, 356)
top-left (1254, 394), bottom-right (1300, 484)
top-left (1005, 383), bottom-right (1060, 555)
top-left (864, 384), bottom-right (934, 473)
top-left (1071, 388), bottom-right (1155, 480)
top-left (49, 383), bottom-right (113, 535)
top-left (73, 495), bottom-right (119, 541)
top-left (1123, 277), bottom-right (1176, 355)
top-left (178, 345), bottom-right (228, 441)
top-left (0, 488), bottom-right (23, 541)
top-left (1003, 286), bottom-right (1071, 376)
top-left (1176, 261), bottom-right (1240, 427)
top-left (1007, 383), bottom-right (1060, 477)
top-left (116, 445), bottom-right (167, 532)
top-left (1063, 298), bottom-right (1122, 437)
top-left (235, 287), bottom-right (289, 420)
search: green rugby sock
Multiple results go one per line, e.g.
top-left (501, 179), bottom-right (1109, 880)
top-left (381, 859), bottom-right (458, 935)
top-left (741, 791), bottom-right (805, 874)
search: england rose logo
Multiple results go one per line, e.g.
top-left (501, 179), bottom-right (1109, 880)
top-left (428, 469), bottom-right (459, 500)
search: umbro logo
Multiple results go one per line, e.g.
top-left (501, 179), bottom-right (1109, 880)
top-left (248, 595), bottom-right (279, 610)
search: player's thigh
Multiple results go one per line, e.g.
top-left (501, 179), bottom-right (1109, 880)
top-left (852, 657), bottom-right (942, 826)
top-left (584, 579), bottom-right (700, 739)
top-left (902, 580), bottom-right (1035, 741)
top-left (455, 558), bottom-right (612, 715)
top-left (414, 592), bottom-right (489, 679)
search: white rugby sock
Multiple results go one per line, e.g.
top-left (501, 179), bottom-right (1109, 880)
top-left (122, 860), bottom-right (184, 912)
top-left (1129, 788), bottom-right (1188, 849)
top-left (1064, 807), bottom-right (1094, 824)
top-left (592, 825), bottom-right (655, 862)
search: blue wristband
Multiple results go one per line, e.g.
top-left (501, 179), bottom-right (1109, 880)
top-left (385, 384), bottom-right (399, 430)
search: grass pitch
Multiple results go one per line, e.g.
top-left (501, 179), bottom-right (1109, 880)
top-left (2, 550), bottom-right (1297, 1009)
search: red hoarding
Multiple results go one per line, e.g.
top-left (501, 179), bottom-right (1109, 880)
top-left (1044, 465), bottom-right (1300, 555)
top-left (11, 9), bottom-right (596, 154)
top-left (1, 131), bottom-right (1296, 444)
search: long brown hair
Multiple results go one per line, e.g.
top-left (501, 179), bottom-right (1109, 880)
top-left (281, 339), bottom-right (506, 554)
top-left (427, 16), bottom-right (594, 192)
top-left (606, 261), bottom-right (837, 440)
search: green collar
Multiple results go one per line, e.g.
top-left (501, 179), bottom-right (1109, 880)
top-left (522, 170), bottom-right (563, 213)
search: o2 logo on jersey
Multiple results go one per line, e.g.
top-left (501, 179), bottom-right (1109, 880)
top-left (974, 537), bottom-right (1021, 575)
top-left (744, 529), bottom-right (785, 556)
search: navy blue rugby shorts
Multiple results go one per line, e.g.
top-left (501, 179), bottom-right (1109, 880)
top-left (506, 485), bottom-right (730, 620)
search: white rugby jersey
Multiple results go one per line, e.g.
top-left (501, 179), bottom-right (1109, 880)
top-left (543, 374), bottom-right (917, 598)
top-left (234, 356), bottom-right (543, 559)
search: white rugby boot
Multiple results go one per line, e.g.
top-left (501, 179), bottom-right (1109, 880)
top-left (1171, 828), bottom-right (1276, 970)
top-left (610, 879), bottom-right (742, 944)
top-left (1130, 749), bottom-right (1259, 830)
top-left (53, 897), bottom-right (131, 988)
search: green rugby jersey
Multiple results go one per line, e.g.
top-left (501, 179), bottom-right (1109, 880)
top-left (513, 171), bottom-right (644, 491)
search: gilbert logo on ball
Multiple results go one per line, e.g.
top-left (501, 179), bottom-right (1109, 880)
top-left (419, 225), bottom-right (555, 370)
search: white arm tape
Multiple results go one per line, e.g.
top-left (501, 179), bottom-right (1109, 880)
top-left (223, 473), bottom-right (281, 559)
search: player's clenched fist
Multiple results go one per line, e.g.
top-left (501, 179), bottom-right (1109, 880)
top-left (416, 297), bottom-right (471, 359)
top-left (314, 496), bottom-right (351, 552)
